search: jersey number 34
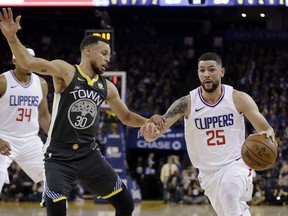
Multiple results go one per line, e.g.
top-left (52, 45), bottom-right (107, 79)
top-left (16, 108), bottom-right (32, 122)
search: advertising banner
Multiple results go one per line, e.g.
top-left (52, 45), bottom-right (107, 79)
top-left (128, 126), bottom-right (186, 151)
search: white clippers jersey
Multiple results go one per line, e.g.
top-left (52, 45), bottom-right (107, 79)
top-left (0, 70), bottom-right (43, 138)
top-left (184, 85), bottom-right (245, 173)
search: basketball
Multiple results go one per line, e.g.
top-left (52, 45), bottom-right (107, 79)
top-left (241, 134), bottom-right (277, 171)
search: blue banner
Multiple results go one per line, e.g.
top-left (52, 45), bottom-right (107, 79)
top-left (128, 126), bottom-right (186, 151)
top-left (96, 123), bottom-right (127, 178)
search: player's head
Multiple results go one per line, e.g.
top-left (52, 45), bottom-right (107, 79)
top-left (80, 35), bottom-right (111, 75)
top-left (197, 52), bottom-right (225, 93)
top-left (12, 47), bottom-right (35, 75)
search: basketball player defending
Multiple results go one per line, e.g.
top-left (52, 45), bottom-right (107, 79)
top-left (139, 52), bottom-right (277, 215)
top-left (0, 47), bottom-right (50, 194)
top-left (0, 8), bottom-right (163, 216)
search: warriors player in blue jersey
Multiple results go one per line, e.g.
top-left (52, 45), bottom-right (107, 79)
top-left (0, 48), bottom-right (50, 196)
top-left (0, 8), bottom-right (163, 216)
top-left (139, 52), bottom-right (277, 215)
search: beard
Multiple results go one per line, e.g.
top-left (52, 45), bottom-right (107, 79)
top-left (201, 80), bottom-right (220, 93)
top-left (91, 61), bottom-right (104, 75)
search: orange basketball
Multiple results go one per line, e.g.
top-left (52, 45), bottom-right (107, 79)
top-left (241, 134), bottom-right (277, 171)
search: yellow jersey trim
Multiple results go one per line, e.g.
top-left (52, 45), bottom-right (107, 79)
top-left (40, 201), bottom-right (45, 208)
top-left (98, 187), bottom-right (123, 199)
top-left (53, 196), bottom-right (67, 203)
top-left (75, 65), bottom-right (99, 86)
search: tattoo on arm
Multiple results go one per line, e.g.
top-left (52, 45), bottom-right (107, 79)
top-left (164, 97), bottom-right (188, 119)
top-left (41, 69), bottom-right (47, 73)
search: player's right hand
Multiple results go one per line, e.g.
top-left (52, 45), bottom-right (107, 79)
top-left (0, 8), bottom-right (22, 40)
top-left (0, 138), bottom-right (11, 156)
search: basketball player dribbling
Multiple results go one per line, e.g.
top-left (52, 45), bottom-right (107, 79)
top-left (0, 47), bottom-right (50, 194)
top-left (139, 52), bottom-right (277, 215)
top-left (0, 8), bottom-right (163, 216)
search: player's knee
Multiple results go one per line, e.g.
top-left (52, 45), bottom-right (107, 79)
top-left (108, 189), bottom-right (135, 216)
top-left (116, 205), bottom-right (134, 216)
top-left (46, 196), bottom-right (67, 216)
top-left (116, 200), bottom-right (134, 216)
top-left (115, 194), bottom-right (134, 216)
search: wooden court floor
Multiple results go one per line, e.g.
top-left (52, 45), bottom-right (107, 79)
top-left (0, 200), bottom-right (287, 216)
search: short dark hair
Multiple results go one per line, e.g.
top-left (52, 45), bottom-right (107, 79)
top-left (198, 52), bottom-right (222, 66)
top-left (80, 35), bottom-right (110, 51)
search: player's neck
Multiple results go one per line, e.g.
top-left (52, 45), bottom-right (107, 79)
top-left (201, 85), bottom-right (223, 105)
top-left (13, 70), bottom-right (31, 85)
top-left (78, 63), bottom-right (97, 79)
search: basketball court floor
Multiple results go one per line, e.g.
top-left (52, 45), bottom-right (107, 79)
top-left (0, 200), bottom-right (287, 216)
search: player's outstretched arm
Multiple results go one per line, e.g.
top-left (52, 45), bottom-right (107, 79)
top-left (138, 95), bottom-right (190, 142)
top-left (0, 8), bottom-right (73, 80)
top-left (233, 90), bottom-right (276, 143)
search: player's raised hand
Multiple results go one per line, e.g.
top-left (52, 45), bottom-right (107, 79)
top-left (0, 8), bottom-right (21, 40)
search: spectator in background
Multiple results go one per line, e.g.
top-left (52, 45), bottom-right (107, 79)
top-left (160, 155), bottom-right (178, 203)
top-left (182, 179), bottom-right (209, 205)
top-left (141, 152), bottom-right (159, 199)
top-left (166, 170), bottom-right (182, 203)
top-left (133, 156), bottom-right (145, 188)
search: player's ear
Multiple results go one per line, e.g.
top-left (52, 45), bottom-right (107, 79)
top-left (221, 67), bottom-right (225, 77)
top-left (83, 46), bottom-right (92, 57)
top-left (12, 58), bottom-right (16, 65)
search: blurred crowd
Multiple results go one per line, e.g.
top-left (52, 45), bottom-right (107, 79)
top-left (0, 7), bottom-right (287, 205)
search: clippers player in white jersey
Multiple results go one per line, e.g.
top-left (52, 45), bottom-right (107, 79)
top-left (0, 8), bottom-right (163, 216)
top-left (0, 47), bottom-right (50, 194)
top-left (139, 52), bottom-right (277, 216)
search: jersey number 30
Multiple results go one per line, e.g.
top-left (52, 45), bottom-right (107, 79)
top-left (206, 130), bottom-right (226, 146)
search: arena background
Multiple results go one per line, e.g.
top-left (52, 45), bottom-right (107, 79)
top-left (0, 1), bottom-right (288, 208)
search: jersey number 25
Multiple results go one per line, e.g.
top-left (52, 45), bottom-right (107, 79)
top-left (206, 129), bottom-right (226, 146)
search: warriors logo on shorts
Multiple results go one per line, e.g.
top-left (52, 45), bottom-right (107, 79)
top-left (68, 99), bottom-right (97, 129)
